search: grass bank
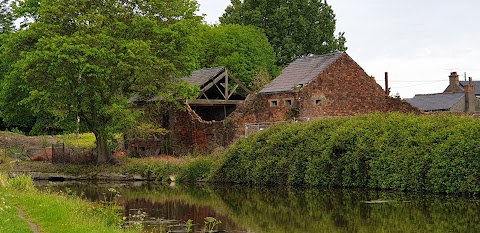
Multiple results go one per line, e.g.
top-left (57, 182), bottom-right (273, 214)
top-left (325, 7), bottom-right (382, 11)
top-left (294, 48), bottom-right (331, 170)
top-left (0, 153), bottom-right (224, 183)
top-left (0, 173), bottom-right (140, 233)
top-left (214, 113), bottom-right (480, 194)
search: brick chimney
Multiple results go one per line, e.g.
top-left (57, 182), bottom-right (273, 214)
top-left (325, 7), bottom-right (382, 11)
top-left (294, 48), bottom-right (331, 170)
top-left (464, 77), bottom-right (476, 113)
top-left (444, 72), bottom-right (463, 93)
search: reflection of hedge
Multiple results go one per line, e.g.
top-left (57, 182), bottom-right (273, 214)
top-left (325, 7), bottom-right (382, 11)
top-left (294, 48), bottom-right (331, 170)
top-left (215, 186), bottom-right (480, 233)
top-left (214, 113), bottom-right (480, 194)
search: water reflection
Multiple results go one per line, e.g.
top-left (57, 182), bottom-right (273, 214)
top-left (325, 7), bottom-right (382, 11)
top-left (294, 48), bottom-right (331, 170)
top-left (36, 181), bottom-right (480, 233)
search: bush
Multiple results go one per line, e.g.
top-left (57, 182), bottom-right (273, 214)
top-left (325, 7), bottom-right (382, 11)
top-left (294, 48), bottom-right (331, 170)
top-left (8, 174), bottom-right (35, 191)
top-left (214, 113), bottom-right (480, 194)
top-left (177, 158), bottom-right (216, 182)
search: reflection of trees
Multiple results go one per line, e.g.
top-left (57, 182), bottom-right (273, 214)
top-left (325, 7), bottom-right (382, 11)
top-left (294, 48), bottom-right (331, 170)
top-left (46, 183), bottom-right (480, 233)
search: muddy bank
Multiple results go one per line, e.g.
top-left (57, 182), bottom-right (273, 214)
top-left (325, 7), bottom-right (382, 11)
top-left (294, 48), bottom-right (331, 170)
top-left (9, 171), bottom-right (160, 182)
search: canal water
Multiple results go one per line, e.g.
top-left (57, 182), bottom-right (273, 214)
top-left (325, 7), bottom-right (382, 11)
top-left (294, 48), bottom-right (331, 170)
top-left (35, 181), bottom-right (480, 233)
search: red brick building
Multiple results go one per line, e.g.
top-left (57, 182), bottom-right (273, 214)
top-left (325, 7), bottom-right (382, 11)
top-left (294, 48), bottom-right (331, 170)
top-left (129, 52), bottom-right (418, 155)
top-left (234, 52), bottom-right (417, 129)
top-left (128, 67), bottom-right (249, 155)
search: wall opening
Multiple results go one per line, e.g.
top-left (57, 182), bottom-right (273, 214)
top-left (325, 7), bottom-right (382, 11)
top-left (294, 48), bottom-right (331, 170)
top-left (269, 99), bottom-right (279, 107)
top-left (191, 105), bottom-right (237, 121)
top-left (284, 99), bottom-right (293, 106)
top-left (314, 96), bottom-right (326, 106)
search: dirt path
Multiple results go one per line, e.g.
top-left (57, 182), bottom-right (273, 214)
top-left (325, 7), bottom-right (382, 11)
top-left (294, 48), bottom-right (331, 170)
top-left (17, 208), bottom-right (42, 233)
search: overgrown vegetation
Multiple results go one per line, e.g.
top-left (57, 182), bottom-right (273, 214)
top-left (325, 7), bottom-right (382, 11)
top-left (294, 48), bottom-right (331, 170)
top-left (214, 113), bottom-right (480, 194)
top-left (117, 154), bottom-right (223, 182)
top-left (0, 151), bottom-right (224, 183)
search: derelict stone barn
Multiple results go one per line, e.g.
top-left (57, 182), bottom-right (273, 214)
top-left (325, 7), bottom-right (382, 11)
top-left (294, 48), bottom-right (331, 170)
top-left (231, 52), bottom-right (418, 135)
top-left (129, 52), bottom-right (418, 156)
top-left (127, 67), bottom-right (250, 156)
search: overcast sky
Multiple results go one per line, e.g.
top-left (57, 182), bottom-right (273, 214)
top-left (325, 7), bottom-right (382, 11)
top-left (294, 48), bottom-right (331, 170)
top-left (197, 0), bottom-right (480, 98)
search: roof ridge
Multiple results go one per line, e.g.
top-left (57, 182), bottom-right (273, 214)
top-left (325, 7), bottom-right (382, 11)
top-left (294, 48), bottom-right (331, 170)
top-left (415, 92), bottom-right (464, 96)
top-left (259, 51), bottom-right (345, 94)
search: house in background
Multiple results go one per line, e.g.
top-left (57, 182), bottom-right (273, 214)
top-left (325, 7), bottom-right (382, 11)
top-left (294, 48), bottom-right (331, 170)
top-left (406, 72), bottom-right (477, 113)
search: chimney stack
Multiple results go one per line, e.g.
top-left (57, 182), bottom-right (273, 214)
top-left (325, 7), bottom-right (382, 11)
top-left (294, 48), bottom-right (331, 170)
top-left (385, 72), bottom-right (390, 96)
top-left (444, 71), bottom-right (463, 93)
top-left (464, 77), bottom-right (476, 113)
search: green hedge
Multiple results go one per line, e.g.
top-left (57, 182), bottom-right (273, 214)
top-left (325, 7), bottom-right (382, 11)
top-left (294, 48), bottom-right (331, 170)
top-left (213, 113), bottom-right (480, 194)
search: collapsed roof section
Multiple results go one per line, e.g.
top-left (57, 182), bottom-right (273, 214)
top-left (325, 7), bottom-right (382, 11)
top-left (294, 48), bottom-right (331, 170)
top-left (181, 67), bottom-right (250, 105)
top-left (180, 67), bottom-right (251, 121)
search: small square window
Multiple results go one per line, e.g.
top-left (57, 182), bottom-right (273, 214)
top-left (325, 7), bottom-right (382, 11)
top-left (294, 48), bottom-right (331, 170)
top-left (269, 100), bottom-right (279, 107)
top-left (284, 99), bottom-right (293, 106)
top-left (313, 96), bottom-right (326, 106)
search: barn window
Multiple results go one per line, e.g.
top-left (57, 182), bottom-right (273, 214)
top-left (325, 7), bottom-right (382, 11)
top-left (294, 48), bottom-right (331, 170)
top-left (284, 99), bottom-right (293, 106)
top-left (269, 99), bottom-right (279, 107)
top-left (313, 96), bottom-right (326, 106)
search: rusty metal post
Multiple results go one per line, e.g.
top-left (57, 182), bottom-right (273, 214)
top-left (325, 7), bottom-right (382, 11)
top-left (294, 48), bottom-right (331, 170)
top-left (385, 72), bottom-right (390, 96)
top-left (52, 144), bottom-right (54, 163)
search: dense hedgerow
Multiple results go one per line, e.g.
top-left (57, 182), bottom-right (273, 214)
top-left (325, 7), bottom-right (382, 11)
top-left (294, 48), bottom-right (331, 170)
top-left (213, 113), bottom-right (480, 194)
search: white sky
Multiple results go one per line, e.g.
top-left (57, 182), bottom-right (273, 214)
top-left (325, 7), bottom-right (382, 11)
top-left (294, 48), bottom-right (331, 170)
top-left (198, 0), bottom-right (480, 98)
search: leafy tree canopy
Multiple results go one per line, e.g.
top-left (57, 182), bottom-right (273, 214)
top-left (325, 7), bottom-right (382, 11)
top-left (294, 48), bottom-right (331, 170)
top-left (0, 0), bottom-right (13, 33)
top-left (1, 0), bottom-right (202, 163)
top-left (199, 24), bottom-right (278, 87)
top-left (220, 0), bottom-right (347, 66)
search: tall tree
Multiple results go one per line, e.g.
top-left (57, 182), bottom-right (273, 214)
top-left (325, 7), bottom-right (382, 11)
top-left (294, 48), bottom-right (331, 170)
top-left (200, 24), bottom-right (278, 86)
top-left (2, 0), bottom-right (202, 163)
top-left (0, 0), bottom-right (13, 33)
top-left (220, 0), bottom-right (347, 66)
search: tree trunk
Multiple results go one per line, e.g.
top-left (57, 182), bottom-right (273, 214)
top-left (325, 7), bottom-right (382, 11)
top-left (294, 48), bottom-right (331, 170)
top-left (95, 133), bottom-right (113, 164)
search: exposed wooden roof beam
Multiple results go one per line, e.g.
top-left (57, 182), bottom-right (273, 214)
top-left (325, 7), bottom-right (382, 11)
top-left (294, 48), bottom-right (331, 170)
top-left (228, 84), bottom-right (239, 99)
top-left (187, 99), bottom-right (244, 106)
top-left (198, 73), bottom-right (226, 98)
top-left (229, 75), bottom-right (251, 94)
top-left (214, 83), bottom-right (227, 99)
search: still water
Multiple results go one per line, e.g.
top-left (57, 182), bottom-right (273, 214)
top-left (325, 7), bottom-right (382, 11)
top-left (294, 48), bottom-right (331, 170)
top-left (36, 181), bottom-right (480, 233)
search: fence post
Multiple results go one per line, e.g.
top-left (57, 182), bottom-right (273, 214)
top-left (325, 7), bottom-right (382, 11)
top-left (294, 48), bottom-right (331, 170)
top-left (62, 143), bottom-right (66, 164)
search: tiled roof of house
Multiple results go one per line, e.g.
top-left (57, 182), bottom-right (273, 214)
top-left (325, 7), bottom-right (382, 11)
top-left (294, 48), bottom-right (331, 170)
top-left (405, 93), bottom-right (464, 111)
top-left (259, 52), bottom-right (345, 94)
top-left (180, 67), bottom-right (225, 87)
top-left (459, 81), bottom-right (480, 95)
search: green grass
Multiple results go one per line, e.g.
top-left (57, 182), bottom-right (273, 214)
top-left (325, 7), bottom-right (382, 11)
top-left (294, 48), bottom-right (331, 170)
top-left (0, 195), bottom-right (32, 233)
top-left (0, 173), bottom-right (141, 233)
top-left (56, 133), bottom-right (97, 149)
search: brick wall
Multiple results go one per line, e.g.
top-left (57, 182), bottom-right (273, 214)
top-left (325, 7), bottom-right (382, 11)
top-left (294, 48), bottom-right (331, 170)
top-left (167, 105), bottom-right (236, 155)
top-left (128, 53), bottom-right (419, 155)
top-left (239, 53), bottom-right (419, 124)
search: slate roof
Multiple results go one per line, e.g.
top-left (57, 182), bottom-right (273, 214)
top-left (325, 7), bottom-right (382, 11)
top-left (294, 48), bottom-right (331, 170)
top-left (259, 52), bottom-right (345, 94)
top-left (131, 67), bottom-right (225, 103)
top-left (405, 93), bottom-right (464, 111)
top-left (459, 81), bottom-right (480, 95)
top-left (180, 67), bottom-right (225, 87)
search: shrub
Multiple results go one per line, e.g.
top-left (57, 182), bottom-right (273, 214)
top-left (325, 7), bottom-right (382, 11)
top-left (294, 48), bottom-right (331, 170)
top-left (8, 174), bottom-right (35, 191)
top-left (214, 113), bottom-right (480, 194)
top-left (177, 158), bottom-right (217, 182)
